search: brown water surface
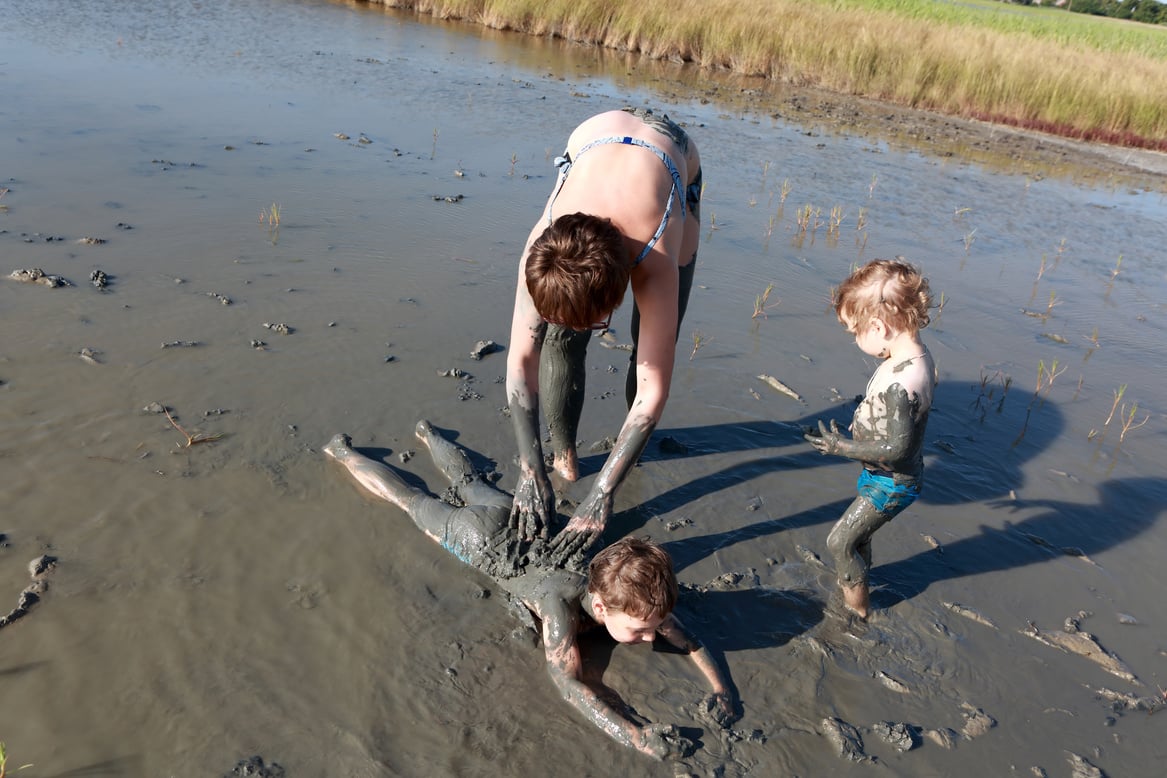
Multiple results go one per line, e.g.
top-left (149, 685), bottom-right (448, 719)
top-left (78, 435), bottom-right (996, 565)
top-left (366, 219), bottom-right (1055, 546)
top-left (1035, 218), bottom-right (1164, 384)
top-left (2, 1), bottom-right (1166, 776)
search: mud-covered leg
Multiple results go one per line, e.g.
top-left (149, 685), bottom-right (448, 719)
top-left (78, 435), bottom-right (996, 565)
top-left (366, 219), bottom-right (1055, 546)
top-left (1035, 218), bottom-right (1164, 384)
top-left (540, 324), bottom-right (591, 481)
top-left (826, 495), bottom-right (891, 620)
top-left (415, 420), bottom-right (510, 510)
top-left (323, 433), bottom-right (456, 543)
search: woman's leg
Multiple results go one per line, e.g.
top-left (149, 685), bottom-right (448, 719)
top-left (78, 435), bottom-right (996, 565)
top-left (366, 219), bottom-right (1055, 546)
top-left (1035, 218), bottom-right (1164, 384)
top-left (539, 324), bottom-right (591, 481)
top-left (625, 166), bottom-right (700, 409)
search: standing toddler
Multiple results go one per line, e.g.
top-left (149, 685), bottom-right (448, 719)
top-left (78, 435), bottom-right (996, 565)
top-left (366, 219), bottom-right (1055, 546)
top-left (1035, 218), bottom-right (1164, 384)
top-left (805, 258), bottom-right (936, 619)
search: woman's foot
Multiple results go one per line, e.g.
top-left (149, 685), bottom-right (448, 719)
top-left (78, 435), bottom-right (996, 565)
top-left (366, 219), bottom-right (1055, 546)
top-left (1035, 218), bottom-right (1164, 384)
top-left (552, 448), bottom-right (579, 482)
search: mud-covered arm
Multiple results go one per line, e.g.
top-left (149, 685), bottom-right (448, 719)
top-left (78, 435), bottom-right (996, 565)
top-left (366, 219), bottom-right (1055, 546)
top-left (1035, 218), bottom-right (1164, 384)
top-left (506, 232), bottom-right (555, 541)
top-left (657, 613), bottom-right (739, 729)
top-left (539, 591), bottom-right (693, 760)
top-left (805, 383), bottom-right (920, 467)
top-left (549, 254), bottom-right (678, 561)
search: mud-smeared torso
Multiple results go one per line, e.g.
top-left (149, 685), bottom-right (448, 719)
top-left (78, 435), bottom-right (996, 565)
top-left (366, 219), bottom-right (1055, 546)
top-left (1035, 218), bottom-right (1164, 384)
top-left (851, 352), bottom-right (936, 480)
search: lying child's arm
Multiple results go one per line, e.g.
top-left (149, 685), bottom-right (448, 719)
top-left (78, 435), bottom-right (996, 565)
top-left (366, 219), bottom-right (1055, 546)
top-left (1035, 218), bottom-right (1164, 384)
top-left (656, 613), bottom-right (739, 729)
top-left (538, 593), bottom-right (694, 760)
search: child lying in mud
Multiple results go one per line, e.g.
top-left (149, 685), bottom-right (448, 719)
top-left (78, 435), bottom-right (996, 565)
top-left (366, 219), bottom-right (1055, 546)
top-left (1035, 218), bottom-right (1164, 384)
top-left (805, 258), bottom-right (937, 619)
top-left (323, 422), bottom-right (737, 760)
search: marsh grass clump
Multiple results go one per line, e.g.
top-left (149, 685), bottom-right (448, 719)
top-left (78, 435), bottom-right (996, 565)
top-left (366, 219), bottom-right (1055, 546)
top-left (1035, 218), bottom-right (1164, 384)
top-left (689, 330), bottom-right (711, 359)
top-left (752, 282), bottom-right (779, 319)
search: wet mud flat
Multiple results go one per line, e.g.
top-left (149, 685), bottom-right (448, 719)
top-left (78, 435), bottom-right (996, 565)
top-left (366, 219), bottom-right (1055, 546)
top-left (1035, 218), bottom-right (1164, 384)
top-left (3, 1), bottom-right (1167, 776)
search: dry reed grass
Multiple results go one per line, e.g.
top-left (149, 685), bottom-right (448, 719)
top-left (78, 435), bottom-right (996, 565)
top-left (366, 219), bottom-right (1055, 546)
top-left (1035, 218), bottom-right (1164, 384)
top-left (355, 0), bottom-right (1167, 148)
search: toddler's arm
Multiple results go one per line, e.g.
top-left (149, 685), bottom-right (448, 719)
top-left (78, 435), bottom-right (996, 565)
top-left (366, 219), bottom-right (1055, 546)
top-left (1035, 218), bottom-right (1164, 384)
top-left (805, 384), bottom-right (922, 468)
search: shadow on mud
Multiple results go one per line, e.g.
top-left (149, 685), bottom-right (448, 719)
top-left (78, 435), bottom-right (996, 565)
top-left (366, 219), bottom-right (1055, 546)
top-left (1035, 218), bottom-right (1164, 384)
top-left (597, 377), bottom-right (1161, 607)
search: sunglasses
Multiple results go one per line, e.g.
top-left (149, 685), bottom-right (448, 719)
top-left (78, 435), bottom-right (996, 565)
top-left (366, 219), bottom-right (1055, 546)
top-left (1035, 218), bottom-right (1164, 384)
top-left (543, 310), bottom-right (612, 331)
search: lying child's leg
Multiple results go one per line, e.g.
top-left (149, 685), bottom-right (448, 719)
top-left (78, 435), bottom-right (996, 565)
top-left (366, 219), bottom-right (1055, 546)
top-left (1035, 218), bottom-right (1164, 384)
top-left (325, 432), bottom-right (510, 570)
top-left (415, 420), bottom-right (511, 511)
top-left (323, 433), bottom-right (425, 513)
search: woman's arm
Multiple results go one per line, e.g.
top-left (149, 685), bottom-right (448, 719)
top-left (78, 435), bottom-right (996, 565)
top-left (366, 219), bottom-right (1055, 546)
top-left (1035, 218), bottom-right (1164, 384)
top-left (549, 253), bottom-right (679, 561)
top-left (506, 228), bottom-right (556, 540)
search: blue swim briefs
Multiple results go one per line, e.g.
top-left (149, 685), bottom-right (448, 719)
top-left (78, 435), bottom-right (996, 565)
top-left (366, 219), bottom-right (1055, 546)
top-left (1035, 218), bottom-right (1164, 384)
top-left (856, 469), bottom-right (920, 515)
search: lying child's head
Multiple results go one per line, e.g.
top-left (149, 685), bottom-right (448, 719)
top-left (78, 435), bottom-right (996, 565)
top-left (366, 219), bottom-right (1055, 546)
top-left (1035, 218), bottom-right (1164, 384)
top-left (587, 537), bottom-right (678, 643)
top-left (834, 258), bottom-right (932, 336)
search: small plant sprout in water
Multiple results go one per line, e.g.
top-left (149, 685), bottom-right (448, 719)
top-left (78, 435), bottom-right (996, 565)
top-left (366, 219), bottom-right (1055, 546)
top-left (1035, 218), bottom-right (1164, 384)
top-left (932, 290), bottom-right (947, 325)
top-left (970, 367), bottom-right (1011, 423)
top-left (1035, 359), bottom-right (1066, 401)
top-left (779, 178), bottom-right (793, 204)
top-left (509, 152), bottom-right (518, 176)
top-left (1119, 402), bottom-right (1150, 442)
top-left (431, 127), bottom-right (439, 160)
top-left (963, 227), bottom-right (977, 254)
top-left (1012, 359), bottom-right (1065, 447)
top-left (828, 205), bottom-right (844, 238)
top-left (1104, 254), bottom-right (1123, 299)
top-left (856, 207), bottom-right (868, 231)
top-left (164, 407), bottom-right (225, 448)
top-left (0, 187), bottom-right (8, 213)
top-left (953, 206), bottom-right (971, 219)
top-left (868, 173), bottom-right (878, 199)
top-left (259, 203), bottom-right (281, 226)
top-left (1104, 384), bottom-right (1128, 428)
top-left (752, 283), bottom-right (779, 319)
top-left (689, 330), bottom-right (711, 360)
top-left (0, 741), bottom-right (33, 776)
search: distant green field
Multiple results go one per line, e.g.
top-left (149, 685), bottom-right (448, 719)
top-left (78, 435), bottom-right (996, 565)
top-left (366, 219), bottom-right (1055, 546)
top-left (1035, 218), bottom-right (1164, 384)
top-left (821, 0), bottom-right (1167, 58)
top-left (364, 0), bottom-right (1167, 147)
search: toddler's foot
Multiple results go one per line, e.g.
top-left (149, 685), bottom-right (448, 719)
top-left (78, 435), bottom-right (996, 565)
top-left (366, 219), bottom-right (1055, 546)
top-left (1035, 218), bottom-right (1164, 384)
top-left (322, 433), bottom-right (353, 462)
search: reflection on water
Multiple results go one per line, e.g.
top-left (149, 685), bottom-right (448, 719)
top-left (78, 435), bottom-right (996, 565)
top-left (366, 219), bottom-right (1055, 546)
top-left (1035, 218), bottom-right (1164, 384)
top-left (1, 1), bottom-right (1166, 776)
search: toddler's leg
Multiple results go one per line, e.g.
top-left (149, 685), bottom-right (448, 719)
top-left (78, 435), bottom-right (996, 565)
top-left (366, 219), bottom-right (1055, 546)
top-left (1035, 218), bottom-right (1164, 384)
top-left (826, 496), bottom-right (892, 619)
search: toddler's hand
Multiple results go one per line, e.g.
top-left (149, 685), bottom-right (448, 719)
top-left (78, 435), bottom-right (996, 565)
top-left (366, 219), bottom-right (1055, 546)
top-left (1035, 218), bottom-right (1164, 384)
top-left (805, 419), bottom-right (843, 455)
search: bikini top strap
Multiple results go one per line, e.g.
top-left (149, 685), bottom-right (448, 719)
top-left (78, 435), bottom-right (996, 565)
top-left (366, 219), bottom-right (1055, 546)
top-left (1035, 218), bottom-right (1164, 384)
top-left (546, 135), bottom-right (686, 264)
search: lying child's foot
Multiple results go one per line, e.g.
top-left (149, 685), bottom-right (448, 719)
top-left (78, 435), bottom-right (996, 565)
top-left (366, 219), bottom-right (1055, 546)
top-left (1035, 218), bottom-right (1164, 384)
top-left (415, 419), bottom-right (435, 447)
top-left (322, 433), bottom-right (353, 462)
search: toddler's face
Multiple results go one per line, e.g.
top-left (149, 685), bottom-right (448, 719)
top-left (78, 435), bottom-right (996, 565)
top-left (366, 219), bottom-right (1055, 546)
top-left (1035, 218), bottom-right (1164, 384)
top-left (842, 314), bottom-right (886, 358)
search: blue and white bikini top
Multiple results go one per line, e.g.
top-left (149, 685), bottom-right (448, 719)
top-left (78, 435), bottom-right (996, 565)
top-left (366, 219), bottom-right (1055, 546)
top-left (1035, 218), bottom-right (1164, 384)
top-left (547, 135), bottom-right (685, 267)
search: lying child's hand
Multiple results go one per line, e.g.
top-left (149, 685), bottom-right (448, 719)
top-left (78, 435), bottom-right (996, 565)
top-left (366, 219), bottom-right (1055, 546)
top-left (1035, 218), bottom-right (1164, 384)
top-left (698, 690), bottom-right (739, 729)
top-left (635, 723), bottom-right (695, 761)
top-left (805, 419), bottom-right (844, 455)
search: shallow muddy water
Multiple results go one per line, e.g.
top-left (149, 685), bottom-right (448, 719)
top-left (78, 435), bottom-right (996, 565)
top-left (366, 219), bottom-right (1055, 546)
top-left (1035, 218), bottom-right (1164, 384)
top-left (2, 1), bottom-right (1166, 776)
